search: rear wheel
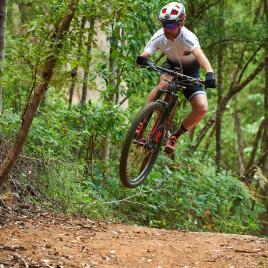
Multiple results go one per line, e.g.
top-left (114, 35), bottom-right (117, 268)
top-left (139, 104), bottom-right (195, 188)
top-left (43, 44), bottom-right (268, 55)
top-left (120, 102), bottom-right (164, 188)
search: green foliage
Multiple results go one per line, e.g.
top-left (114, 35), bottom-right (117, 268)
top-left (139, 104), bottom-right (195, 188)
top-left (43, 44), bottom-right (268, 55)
top-left (2, 102), bottom-right (264, 235)
top-left (0, 99), bottom-right (128, 159)
top-left (1, 0), bottom-right (267, 236)
top-left (104, 153), bottom-right (263, 235)
top-left (21, 161), bottom-right (109, 218)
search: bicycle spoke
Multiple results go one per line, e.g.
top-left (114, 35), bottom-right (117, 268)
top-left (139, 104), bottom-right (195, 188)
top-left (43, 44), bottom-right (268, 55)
top-left (120, 102), bottom-right (165, 188)
top-left (125, 109), bottom-right (161, 182)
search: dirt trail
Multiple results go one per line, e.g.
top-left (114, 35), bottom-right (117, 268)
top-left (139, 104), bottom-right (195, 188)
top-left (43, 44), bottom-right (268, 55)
top-left (0, 210), bottom-right (267, 268)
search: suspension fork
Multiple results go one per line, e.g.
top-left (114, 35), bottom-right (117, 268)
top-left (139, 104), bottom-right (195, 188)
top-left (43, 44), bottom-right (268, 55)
top-left (165, 98), bottom-right (178, 131)
top-left (159, 90), bottom-right (178, 131)
top-left (139, 87), bottom-right (177, 144)
top-left (152, 89), bottom-right (178, 141)
top-left (137, 89), bottom-right (170, 138)
top-left (137, 104), bottom-right (163, 141)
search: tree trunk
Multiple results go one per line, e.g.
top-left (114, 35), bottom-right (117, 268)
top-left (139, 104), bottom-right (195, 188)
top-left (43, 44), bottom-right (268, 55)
top-left (0, 0), bottom-right (6, 62)
top-left (102, 132), bottom-right (110, 161)
top-left (260, 0), bottom-right (268, 235)
top-left (68, 67), bottom-right (78, 110)
top-left (215, 0), bottom-right (225, 173)
top-left (85, 134), bottom-right (94, 178)
top-left (262, 0), bottom-right (268, 174)
top-left (202, 125), bottom-right (216, 159)
top-left (18, 0), bottom-right (26, 36)
top-left (81, 18), bottom-right (94, 106)
top-left (0, 0), bottom-right (7, 116)
top-left (245, 119), bottom-right (266, 172)
top-left (68, 16), bottom-right (86, 110)
top-left (262, 49), bottom-right (268, 172)
top-left (234, 97), bottom-right (245, 175)
top-left (215, 53), bottom-right (223, 172)
top-left (102, 22), bottom-right (118, 161)
top-left (0, 0), bottom-right (78, 188)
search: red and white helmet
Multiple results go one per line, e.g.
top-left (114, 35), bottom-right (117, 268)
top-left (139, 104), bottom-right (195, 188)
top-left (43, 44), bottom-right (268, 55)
top-left (159, 2), bottom-right (186, 25)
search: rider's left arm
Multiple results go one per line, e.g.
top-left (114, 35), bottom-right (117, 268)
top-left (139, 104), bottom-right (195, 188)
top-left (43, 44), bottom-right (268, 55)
top-left (192, 47), bottom-right (213, 73)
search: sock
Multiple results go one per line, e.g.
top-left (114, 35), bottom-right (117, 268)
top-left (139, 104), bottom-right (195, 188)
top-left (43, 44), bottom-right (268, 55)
top-left (172, 124), bottom-right (188, 139)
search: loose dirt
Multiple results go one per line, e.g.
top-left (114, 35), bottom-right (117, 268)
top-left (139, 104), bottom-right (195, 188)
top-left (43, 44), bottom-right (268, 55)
top-left (0, 209), bottom-right (267, 268)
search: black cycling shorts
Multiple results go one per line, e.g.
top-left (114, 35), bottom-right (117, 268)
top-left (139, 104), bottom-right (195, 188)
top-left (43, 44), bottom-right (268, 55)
top-left (161, 59), bottom-right (206, 102)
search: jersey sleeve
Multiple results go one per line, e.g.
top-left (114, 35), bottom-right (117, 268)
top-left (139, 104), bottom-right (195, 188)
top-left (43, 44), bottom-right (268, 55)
top-left (182, 30), bottom-right (200, 51)
top-left (144, 30), bottom-right (163, 56)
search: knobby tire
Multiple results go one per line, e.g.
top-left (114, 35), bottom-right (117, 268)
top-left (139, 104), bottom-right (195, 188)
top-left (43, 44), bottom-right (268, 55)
top-left (120, 102), bottom-right (164, 188)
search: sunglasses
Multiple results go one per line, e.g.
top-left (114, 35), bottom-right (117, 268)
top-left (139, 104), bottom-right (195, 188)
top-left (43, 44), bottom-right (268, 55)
top-left (162, 23), bottom-right (178, 30)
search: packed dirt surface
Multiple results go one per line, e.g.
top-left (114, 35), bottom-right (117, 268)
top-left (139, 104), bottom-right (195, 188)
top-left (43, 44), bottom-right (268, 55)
top-left (0, 209), bottom-right (267, 268)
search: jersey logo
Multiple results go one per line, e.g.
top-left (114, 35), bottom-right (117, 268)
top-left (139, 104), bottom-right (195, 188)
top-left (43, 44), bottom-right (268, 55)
top-left (184, 51), bottom-right (191, 56)
top-left (185, 39), bottom-right (194, 46)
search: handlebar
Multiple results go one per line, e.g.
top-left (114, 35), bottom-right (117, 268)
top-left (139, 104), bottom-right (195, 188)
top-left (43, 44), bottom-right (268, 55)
top-left (143, 61), bottom-right (206, 86)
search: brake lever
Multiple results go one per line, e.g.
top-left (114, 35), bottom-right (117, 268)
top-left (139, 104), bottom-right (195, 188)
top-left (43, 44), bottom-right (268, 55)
top-left (147, 62), bottom-right (156, 69)
top-left (174, 66), bottom-right (182, 73)
top-left (174, 71), bottom-right (183, 78)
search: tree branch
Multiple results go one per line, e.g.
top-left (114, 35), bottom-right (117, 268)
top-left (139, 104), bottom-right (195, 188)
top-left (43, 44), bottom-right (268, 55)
top-left (236, 44), bottom-right (263, 85)
top-left (189, 118), bottom-right (216, 154)
top-left (246, 119), bottom-right (266, 171)
top-left (227, 59), bottom-right (266, 102)
top-left (206, 38), bottom-right (262, 51)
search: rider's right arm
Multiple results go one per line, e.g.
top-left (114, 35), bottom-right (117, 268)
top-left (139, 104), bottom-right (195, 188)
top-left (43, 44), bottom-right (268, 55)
top-left (136, 29), bottom-right (163, 67)
top-left (141, 52), bottom-right (151, 58)
top-left (144, 29), bottom-right (163, 55)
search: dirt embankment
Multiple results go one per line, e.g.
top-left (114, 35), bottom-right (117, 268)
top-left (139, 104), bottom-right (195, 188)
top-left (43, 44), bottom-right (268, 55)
top-left (0, 208), bottom-right (267, 268)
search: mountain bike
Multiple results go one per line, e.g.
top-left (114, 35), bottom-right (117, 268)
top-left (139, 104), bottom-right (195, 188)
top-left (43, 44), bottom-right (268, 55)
top-left (119, 61), bottom-right (205, 188)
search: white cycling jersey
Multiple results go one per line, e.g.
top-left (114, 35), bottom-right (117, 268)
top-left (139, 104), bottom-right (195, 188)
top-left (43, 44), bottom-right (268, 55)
top-left (144, 26), bottom-right (200, 66)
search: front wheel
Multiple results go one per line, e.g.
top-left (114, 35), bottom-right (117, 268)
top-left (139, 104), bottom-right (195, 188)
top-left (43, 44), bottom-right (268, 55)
top-left (120, 102), bottom-right (164, 188)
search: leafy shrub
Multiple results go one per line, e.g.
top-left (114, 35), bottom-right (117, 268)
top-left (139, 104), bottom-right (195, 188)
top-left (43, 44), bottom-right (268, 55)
top-left (0, 107), bottom-right (264, 235)
top-left (102, 153), bottom-right (264, 235)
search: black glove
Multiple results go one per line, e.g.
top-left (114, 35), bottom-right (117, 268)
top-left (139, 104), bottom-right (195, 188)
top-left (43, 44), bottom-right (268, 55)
top-left (205, 72), bottom-right (216, 88)
top-left (136, 56), bottom-right (148, 66)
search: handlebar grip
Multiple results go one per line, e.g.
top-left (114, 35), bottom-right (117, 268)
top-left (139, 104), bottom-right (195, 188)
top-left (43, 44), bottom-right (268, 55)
top-left (138, 60), bottom-right (207, 86)
top-left (136, 56), bottom-right (148, 66)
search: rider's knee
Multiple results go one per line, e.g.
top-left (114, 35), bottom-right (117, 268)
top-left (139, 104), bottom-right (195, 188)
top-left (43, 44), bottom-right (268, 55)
top-left (194, 103), bottom-right (208, 118)
top-left (158, 81), bottom-right (169, 89)
top-left (158, 74), bottom-right (172, 89)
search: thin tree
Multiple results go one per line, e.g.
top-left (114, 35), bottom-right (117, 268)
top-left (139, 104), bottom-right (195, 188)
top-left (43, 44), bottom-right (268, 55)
top-left (68, 16), bottom-right (87, 110)
top-left (102, 20), bottom-right (117, 161)
top-left (215, 0), bottom-right (225, 172)
top-left (260, 0), bottom-right (268, 235)
top-left (81, 18), bottom-right (95, 106)
top-left (0, 0), bottom-right (7, 116)
top-left (245, 119), bottom-right (266, 172)
top-left (0, 0), bottom-right (78, 188)
top-left (262, 0), bottom-right (268, 174)
top-left (234, 97), bottom-right (245, 175)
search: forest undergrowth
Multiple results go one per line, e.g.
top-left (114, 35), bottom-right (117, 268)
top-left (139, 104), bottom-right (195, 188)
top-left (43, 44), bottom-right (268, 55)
top-left (0, 105), bottom-right (266, 237)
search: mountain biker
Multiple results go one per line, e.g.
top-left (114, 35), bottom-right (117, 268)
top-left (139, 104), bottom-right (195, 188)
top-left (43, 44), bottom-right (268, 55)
top-left (136, 2), bottom-right (216, 155)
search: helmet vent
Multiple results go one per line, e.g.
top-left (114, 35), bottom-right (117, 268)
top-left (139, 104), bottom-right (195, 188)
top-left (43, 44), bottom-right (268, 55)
top-left (159, 2), bottom-right (186, 23)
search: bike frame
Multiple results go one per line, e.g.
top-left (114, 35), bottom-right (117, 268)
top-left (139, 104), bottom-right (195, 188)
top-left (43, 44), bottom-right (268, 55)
top-left (119, 61), bottom-right (206, 188)
top-left (146, 62), bottom-right (205, 143)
